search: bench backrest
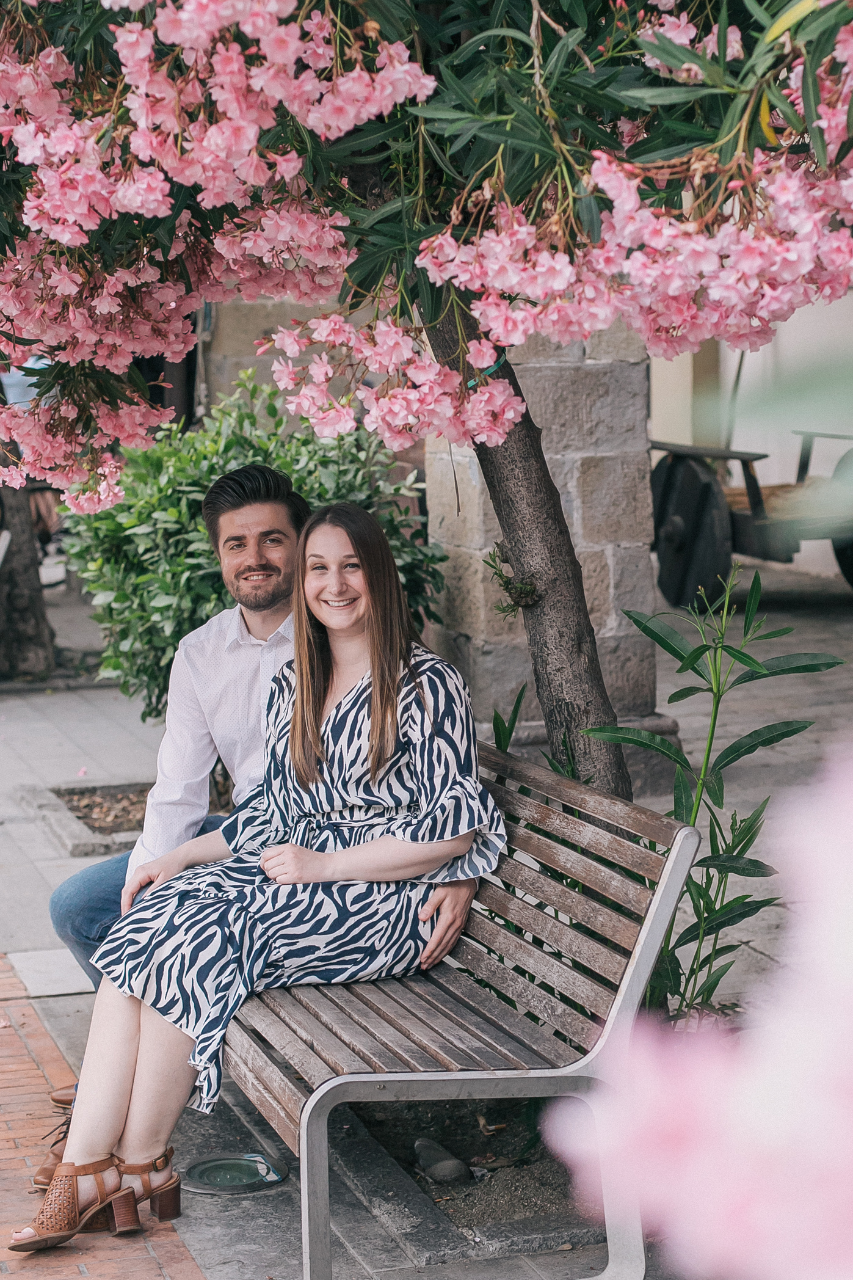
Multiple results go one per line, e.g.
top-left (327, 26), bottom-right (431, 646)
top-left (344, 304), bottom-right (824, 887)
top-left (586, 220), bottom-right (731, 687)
top-left (453, 743), bottom-right (692, 1064)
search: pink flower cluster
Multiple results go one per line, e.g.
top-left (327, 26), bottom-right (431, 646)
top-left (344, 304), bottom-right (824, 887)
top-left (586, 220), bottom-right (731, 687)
top-left (265, 315), bottom-right (525, 452)
top-left (0, 232), bottom-right (201, 373)
top-left (0, 396), bottom-right (171, 510)
top-left (638, 11), bottom-right (743, 82)
top-left (417, 141), bottom-right (853, 359)
top-left (110, 4), bottom-right (435, 215)
top-left (545, 749), bottom-right (853, 1280)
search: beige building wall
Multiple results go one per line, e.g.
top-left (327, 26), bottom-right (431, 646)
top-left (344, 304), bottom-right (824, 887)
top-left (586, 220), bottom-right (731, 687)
top-left (195, 299), bottom-right (313, 415)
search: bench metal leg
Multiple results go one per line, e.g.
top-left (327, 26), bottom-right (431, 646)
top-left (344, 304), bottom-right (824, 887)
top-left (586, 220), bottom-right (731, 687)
top-left (301, 1103), bottom-right (332, 1280)
top-left (558, 1087), bottom-right (646, 1280)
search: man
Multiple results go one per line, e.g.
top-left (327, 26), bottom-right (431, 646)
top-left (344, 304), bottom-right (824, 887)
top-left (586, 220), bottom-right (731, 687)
top-left (46, 464), bottom-right (476, 1113)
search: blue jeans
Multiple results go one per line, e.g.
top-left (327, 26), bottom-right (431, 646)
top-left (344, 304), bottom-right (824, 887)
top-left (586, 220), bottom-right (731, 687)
top-left (49, 815), bottom-right (229, 989)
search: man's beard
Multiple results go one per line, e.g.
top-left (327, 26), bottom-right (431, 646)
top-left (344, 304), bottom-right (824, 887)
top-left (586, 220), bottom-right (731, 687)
top-left (227, 568), bottom-right (293, 613)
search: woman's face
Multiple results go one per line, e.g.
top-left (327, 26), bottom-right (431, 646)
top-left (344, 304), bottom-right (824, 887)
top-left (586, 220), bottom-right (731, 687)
top-left (303, 524), bottom-right (370, 638)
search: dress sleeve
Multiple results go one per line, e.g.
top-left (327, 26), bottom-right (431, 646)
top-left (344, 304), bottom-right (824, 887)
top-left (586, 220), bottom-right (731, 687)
top-left (389, 659), bottom-right (505, 883)
top-left (220, 674), bottom-right (291, 856)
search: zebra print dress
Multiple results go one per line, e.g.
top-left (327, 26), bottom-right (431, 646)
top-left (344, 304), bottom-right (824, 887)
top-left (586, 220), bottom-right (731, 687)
top-left (92, 647), bottom-right (505, 1112)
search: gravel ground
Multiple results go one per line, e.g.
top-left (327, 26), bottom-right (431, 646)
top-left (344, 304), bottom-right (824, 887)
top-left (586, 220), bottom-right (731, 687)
top-left (351, 1099), bottom-right (593, 1231)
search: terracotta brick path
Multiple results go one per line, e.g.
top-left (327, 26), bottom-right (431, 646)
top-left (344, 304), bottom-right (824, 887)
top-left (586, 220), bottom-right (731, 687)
top-left (0, 957), bottom-right (207, 1280)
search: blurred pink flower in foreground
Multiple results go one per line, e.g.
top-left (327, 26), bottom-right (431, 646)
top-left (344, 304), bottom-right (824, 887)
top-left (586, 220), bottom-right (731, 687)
top-left (543, 750), bottom-right (853, 1280)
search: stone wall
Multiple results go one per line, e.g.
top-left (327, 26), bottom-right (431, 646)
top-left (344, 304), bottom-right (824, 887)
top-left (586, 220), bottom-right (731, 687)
top-left (425, 319), bottom-right (679, 794)
top-left (196, 298), bottom-right (307, 413)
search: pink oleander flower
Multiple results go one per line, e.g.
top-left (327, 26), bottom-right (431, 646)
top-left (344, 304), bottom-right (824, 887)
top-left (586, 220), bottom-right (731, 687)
top-left (467, 338), bottom-right (498, 369)
top-left (111, 166), bottom-right (173, 217)
top-left (701, 23), bottom-right (744, 61)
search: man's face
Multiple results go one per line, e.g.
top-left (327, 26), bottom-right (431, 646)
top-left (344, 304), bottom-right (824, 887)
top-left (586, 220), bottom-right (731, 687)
top-left (217, 502), bottom-right (299, 613)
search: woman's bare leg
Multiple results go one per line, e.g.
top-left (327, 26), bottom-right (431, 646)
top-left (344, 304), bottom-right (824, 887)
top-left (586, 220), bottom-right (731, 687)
top-left (11, 978), bottom-right (139, 1243)
top-left (11, 980), bottom-right (196, 1243)
top-left (115, 999), bottom-right (198, 1196)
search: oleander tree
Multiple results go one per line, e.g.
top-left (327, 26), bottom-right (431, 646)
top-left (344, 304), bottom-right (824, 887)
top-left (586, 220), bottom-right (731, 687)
top-left (2, 0), bottom-right (853, 789)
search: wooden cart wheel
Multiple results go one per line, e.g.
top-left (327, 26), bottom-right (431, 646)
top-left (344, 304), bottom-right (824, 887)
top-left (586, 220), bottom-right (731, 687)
top-left (831, 448), bottom-right (853, 588)
top-left (652, 454), bottom-right (732, 608)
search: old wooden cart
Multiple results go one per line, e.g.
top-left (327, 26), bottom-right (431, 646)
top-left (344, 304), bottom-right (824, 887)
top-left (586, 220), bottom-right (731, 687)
top-left (650, 431), bottom-right (853, 606)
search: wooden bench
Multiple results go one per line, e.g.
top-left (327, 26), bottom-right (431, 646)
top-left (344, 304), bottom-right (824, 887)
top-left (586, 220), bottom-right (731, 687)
top-left (223, 744), bottom-right (700, 1280)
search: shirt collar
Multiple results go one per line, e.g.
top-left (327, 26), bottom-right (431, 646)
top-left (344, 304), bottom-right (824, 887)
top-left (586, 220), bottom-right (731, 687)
top-left (224, 606), bottom-right (294, 650)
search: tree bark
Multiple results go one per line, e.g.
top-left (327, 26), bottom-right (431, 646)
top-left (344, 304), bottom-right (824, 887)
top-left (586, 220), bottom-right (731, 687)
top-left (430, 310), bottom-right (632, 800)
top-left (0, 485), bottom-right (55, 680)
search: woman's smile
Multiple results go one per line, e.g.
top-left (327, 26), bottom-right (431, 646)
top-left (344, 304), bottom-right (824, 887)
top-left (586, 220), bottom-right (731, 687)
top-left (304, 524), bottom-right (369, 634)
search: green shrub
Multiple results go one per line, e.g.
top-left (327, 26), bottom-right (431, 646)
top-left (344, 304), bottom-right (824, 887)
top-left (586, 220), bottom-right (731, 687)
top-left (65, 370), bottom-right (447, 720)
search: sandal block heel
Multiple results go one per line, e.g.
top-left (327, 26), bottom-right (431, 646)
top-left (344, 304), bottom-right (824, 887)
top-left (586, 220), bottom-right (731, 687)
top-left (107, 1188), bottom-right (141, 1235)
top-left (149, 1179), bottom-right (181, 1222)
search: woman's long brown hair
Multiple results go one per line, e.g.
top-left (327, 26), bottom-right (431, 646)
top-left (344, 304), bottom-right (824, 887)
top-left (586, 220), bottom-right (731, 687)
top-left (290, 503), bottom-right (421, 789)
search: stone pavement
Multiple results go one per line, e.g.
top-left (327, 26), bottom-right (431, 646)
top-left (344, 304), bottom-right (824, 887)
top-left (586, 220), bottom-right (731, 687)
top-left (0, 687), bottom-right (162, 971)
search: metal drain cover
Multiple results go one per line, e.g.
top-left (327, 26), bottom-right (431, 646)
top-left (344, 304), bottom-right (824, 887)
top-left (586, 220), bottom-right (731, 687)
top-left (183, 1151), bottom-right (288, 1195)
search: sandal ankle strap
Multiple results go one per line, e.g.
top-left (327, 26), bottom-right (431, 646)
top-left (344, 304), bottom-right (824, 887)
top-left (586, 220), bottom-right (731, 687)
top-left (117, 1147), bottom-right (173, 1175)
top-left (54, 1155), bottom-right (117, 1178)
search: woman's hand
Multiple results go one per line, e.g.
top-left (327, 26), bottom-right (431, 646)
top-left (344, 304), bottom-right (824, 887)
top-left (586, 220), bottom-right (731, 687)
top-left (260, 843), bottom-right (331, 885)
top-left (419, 880), bottom-right (478, 969)
top-left (121, 848), bottom-right (190, 915)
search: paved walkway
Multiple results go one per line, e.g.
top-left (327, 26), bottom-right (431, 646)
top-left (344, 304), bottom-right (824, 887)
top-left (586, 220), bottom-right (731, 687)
top-left (0, 956), bottom-right (208, 1280)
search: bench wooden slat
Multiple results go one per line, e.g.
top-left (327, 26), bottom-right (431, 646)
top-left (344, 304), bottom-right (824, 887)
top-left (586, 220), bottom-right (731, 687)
top-left (426, 965), bottom-right (569, 1067)
top-left (401, 973), bottom-right (553, 1069)
top-left (451, 938), bottom-right (592, 1056)
top-left (238, 996), bottom-right (334, 1090)
top-left (224, 1049), bottom-right (301, 1155)
top-left (259, 990), bottom-right (373, 1076)
top-left (348, 983), bottom-right (488, 1071)
top-left (465, 911), bottom-right (615, 1021)
top-left (379, 979), bottom-right (514, 1070)
top-left (479, 742), bottom-right (682, 847)
top-left (226, 1019), bottom-right (309, 1118)
top-left (493, 853), bottom-right (640, 950)
top-left (504, 821), bottom-right (652, 915)
top-left (485, 780), bottom-right (665, 882)
top-left (287, 987), bottom-right (411, 1074)
top-left (320, 986), bottom-right (447, 1072)
top-left (223, 1026), bottom-right (303, 1154)
top-left (476, 882), bottom-right (626, 986)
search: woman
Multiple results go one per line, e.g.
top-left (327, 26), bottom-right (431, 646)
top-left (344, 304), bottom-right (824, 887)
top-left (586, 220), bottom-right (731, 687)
top-left (11, 503), bottom-right (505, 1252)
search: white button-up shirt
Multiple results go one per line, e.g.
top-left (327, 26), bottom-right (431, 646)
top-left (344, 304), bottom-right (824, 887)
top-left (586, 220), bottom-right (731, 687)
top-left (126, 606), bottom-right (294, 881)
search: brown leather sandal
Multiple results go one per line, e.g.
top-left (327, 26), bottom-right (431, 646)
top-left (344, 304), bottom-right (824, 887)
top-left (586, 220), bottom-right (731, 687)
top-left (117, 1147), bottom-right (182, 1221)
top-left (8, 1155), bottom-right (140, 1252)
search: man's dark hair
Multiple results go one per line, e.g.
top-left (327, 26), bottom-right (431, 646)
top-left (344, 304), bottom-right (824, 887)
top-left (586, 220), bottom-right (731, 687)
top-left (202, 464), bottom-right (311, 550)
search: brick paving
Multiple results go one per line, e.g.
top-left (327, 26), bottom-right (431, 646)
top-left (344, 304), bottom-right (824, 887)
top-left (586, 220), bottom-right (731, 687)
top-left (0, 957), bottom-right (206, 1280)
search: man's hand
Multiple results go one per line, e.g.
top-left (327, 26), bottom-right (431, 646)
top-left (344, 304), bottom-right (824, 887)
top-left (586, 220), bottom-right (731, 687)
top-left (260, 843), bottom-right (329, 885)
top-left (121, 828), bottom-right (231, 914)
top-left (121, 849), bottom-right (190, 915)
top-left (418, 879), bottom-right (478, 970)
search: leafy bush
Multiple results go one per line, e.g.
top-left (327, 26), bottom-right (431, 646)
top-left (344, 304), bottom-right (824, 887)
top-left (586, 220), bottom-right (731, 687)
top-left (65, 370), bottom-right (446, 720)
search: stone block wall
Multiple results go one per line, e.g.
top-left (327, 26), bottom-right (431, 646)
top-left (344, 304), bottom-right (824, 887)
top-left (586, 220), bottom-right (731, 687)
top-left (425, 319), bottom-right (679, 794)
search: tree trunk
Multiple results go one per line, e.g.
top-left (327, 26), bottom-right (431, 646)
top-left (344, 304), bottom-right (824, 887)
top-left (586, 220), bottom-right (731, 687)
top-left (0, 485), bottom-right (55, 680)
top-left (430, 310), bottom-right (632, 800)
